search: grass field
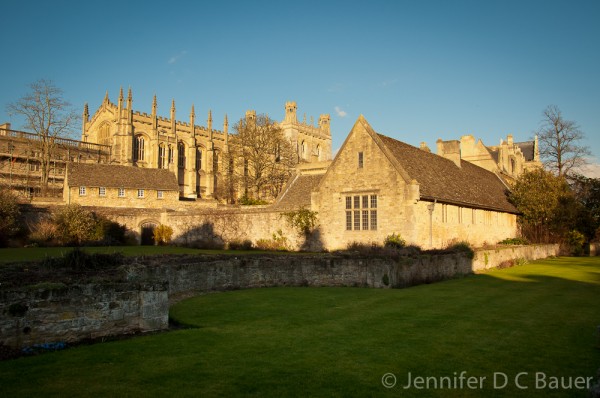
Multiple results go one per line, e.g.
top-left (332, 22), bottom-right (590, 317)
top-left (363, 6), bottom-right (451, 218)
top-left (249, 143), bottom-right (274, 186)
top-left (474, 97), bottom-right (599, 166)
top-left (0, 257), bottom-right (599, 397)
top-left (0, 246), bottom-right (277, 263)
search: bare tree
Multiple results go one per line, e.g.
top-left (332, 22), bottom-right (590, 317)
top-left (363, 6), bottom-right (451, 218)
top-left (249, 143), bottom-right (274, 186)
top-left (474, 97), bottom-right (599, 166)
top-left (6, 79), bottom-right (79, 194)
top-left (224, 114), bottom-right (297, 202)
top-left (538, 105), bottom-right (591, 177)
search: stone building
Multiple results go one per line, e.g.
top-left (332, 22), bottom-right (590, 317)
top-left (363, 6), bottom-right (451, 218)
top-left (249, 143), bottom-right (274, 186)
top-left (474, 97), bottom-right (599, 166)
top-left (309, 116), bottom-right (519, 249)
top-left (437, 133), bottom-right (540, 183)
top-left (81, 89), bottom-right (331, 199)
top-left (64, 163), bottom-right (179, 209)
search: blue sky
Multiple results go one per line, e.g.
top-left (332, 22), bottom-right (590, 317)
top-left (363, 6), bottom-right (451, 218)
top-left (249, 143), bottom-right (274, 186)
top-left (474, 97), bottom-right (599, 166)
top-left (1, 0), bottom-right (599, 176)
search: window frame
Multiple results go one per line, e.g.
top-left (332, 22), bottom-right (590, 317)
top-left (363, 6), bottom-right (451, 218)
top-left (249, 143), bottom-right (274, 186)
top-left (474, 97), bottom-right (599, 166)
top-left (344, 193), bottom-right (378, 231)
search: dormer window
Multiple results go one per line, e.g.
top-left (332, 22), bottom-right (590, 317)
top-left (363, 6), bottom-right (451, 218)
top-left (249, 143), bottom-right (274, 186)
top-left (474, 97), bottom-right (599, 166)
top-left (358, 152), bottom-right (364, 168)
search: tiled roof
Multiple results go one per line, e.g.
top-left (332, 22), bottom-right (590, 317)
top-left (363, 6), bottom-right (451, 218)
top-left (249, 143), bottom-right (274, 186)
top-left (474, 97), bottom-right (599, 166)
top-left (67, 163), bottom-right (179, 191)
top-left (271, 173), bottom-right (323, 210)
top-left (516, 141), bottom-right (535, 161)
top-left (378, 134), bottom-right (517, 213)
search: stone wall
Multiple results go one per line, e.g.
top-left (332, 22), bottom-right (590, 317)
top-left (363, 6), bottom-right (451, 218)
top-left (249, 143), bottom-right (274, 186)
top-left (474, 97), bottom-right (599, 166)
top-left (0, 244), bottom-right (558, 349)
top-left (0, 282), bottom-right (168, 349)
top-left (128, 253), bottom-right (473, 300)
top-left (473, 244), bottom-right (559, 271)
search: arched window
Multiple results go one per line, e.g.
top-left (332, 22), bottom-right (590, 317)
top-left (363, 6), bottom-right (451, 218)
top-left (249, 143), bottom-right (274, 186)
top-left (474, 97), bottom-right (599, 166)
top-left (301, 141), bottom-right (306, 160)
top-left (178, 142), bottom-right (185, 168)
top-left (213, 151), bottom-right (219, 172)
top-left (158, 144), bottom-right (167, 169)
top-left (168, 145), bottom-right (174, 164)
top-left (133, 135), bottom-right (145, 161)
top-left (316, 144), bottom-right (321, 159)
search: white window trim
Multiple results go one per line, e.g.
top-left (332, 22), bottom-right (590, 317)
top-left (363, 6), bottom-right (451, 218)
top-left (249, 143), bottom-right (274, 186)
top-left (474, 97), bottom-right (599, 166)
top-left (137, 189), bottom-right (145, 198)
top-left (118, 188), bottom-right (125, 198)
top-left (79, 186), bottom-right (86, 196)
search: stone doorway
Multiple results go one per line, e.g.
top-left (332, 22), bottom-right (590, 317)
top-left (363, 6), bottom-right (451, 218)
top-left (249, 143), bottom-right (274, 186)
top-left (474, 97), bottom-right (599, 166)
top-left (140, 222), bottom-right (157, 246)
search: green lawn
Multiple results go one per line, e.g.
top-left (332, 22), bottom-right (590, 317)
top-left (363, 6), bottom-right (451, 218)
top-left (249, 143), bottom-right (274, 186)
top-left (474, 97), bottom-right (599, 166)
top-left (0, 246), bottom-right (275, 263)
top-left (1, 257), bottom-right (599, 397)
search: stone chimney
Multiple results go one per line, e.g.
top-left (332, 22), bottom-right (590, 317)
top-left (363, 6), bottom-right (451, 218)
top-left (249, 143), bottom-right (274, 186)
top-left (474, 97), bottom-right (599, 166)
top-left (419, 142), bottom-right (431, 152)
top-left (436, 139), bottom-right (461, 168)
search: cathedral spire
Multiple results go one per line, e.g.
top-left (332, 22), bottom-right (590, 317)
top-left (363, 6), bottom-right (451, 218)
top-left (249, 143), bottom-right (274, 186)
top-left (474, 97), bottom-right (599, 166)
top-left (190, 104), bottom-right (195, 135)
top-left (170, 99), bottom-right (176, 124)
top-left (126, 87), bottom-right (132, 110)
top-left (117, 87), bottom-right (123, 111)
top-left (207, 110), bottom-right (213, 131)
top-left (103, 90), bottom-right (109, 105)
top-left (152, 94), bottom-right (157, 116)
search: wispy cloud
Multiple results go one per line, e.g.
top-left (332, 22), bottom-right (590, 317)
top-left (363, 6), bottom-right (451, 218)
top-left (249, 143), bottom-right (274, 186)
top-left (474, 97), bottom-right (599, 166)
top-left (334, 106), bottom-right (347, 118)
top-left (168, 50), bottom-right (188, 65)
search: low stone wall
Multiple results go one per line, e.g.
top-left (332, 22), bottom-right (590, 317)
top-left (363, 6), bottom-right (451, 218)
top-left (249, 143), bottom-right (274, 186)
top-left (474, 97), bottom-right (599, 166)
top-left (1, 244), bottom-right (557, 349)
top-left (128, 253), bottom-right (473, 300)
top-left (0, 282), bottom-right (168, 349)
top-left (473, 244), bottom-right (559, 271)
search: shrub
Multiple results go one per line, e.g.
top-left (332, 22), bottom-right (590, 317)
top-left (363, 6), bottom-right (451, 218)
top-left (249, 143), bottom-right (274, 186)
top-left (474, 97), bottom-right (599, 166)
top-left (239, 195), bottom-right (268, 206)
top-left (255, 230), bottom-right (290, 251)
top-left (28, 218), bottom-right (58, 246)
top-left (228, 239), bottom-right (253, 250)
top-left (153, 224), bottom-right (174, 246)
top-left (565, 230), bottom-right (585, 256)
top-left (283, 207), bottom-right (318, 236)
top-left (0, 189), bottom-right (21, 247)
top-left (384, 233), bottom-right (406, 248)
top-left (381, 273), bottom-right (390, 286)
top-left (53, 205), bottom-right (97, 246)
top-left (498, 237), bottom-right (530, 245)
top-left (95, 216), bottom-right (127, 245)
top-left (41, 248), bottom-right (124, 270)
top-left (445, 241), bottom-right (475, 259)
top-left (186, 238), bottom-right (225, 250)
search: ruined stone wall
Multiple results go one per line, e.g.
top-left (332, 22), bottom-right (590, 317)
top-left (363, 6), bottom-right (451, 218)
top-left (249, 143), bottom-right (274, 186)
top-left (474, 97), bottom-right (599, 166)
top-left (473, 244), bottom-right (559, 271)
top-left (0, 282), bottom-right (168, 349)
top-left (0, 245), bottom-right (557, 349)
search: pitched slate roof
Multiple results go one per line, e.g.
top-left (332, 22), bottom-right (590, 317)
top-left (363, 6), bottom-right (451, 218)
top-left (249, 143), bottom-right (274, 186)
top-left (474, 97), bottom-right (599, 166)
top-left (67, 163), bottom-right (179, 191)
top-left (271, 173), bottom-right (323, 210)
top-left (377, 133), bottom-right (517, 213)
top-left (516, 141), bottom-right (535, 161)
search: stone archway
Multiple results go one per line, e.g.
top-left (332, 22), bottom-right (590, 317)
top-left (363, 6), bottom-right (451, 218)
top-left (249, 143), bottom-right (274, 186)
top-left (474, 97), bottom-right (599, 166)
top-left (140, 221), bottom-right (158, 246)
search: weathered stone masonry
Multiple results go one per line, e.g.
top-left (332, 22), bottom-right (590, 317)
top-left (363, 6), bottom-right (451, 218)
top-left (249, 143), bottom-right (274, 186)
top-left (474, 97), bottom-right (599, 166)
top-left (1, 244), bottom-right (558, 349)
